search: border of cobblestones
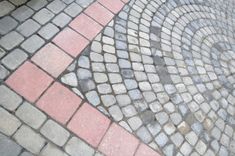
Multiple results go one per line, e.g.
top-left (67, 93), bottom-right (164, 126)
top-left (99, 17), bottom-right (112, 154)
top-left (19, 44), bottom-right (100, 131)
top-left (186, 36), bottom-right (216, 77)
top-left (1, 0), bottom-right (161, 155)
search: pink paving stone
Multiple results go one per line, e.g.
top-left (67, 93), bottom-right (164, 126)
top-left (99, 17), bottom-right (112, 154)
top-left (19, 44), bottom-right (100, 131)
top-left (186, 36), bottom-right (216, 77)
top-left (68, 103), bottom-right (110, 147)
top-left (53, 27), bottom-right (89, 57)
top-left (69, 13), bottom-right (103, 40)
top-left (84, 2), bottom-right (114, 26)
top-left (99, 123), bottom-right (139, 156)
top-left (32, 43), bottom-right (73, 78)
top-left (98, 0), bottom-right (124, 14)
top-left (135, 143), bottom-right (161, 156)
top-left (6, 61), bottom-right (53, 103)
top-left (36, 82), bottom-right (82, 124)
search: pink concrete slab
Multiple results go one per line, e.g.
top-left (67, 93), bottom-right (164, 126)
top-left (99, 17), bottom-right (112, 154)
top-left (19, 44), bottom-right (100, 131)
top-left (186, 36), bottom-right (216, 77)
top-left (69, 13), bottom-right (103, 40)
top-left (6, 61), bottom-right (53, 103)
top-left (53, 27), bottom-right (89, 57)
top-left (98, 0), bottom-right (124, 14)
top-left (36, 82), bottom-right (81, 124)
top-left (84, 2), bottom-right (114, 26)
top-left (68, 103), bottom-right (110, 147)
top-left (99, 123), bottom-right (139, 156)
top-left (32, 43), bottom-right (73, 78)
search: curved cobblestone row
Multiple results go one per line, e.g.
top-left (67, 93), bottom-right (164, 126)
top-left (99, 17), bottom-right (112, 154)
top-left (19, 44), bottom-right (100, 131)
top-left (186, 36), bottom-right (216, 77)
top-left (60, 0), bottom-right (235, 155)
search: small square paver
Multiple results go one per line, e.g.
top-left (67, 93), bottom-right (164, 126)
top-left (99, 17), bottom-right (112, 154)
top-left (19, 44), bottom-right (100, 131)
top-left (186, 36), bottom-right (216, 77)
top-left (11, 5), bottom-right (34, 22)
top-left (0, 31), bottom-right (24, 50)
top-left (17, 19), bottom-right (40, 37)
top-left (0, 133), bottom-right (22, 156)
top-left (40, 120), bottom-right (70, 146)
top-left (69, 13), bottom-right (103, 40)
top-left (0, 85), bottom-right (22, 111)
top-left (6, 61), bottom-right (53, 103)
top-left (135, 143), bottom-right (160, 156)
top-left (38, 23), bottom-right (59, 40)
top-left (36, 82), bottom-right (82, 124)
top-left (0, 16), bottom-right (18, 35)
top-left (53, 27), bottom-right (89, 57)
top-left (0, 107), bottom-right (21, 136)
top-left (64, 2), bottom-right (82, 17)
top-left (27, 0), bottom-right (48, 11)
top-left (0, 1), bottom-right (15, 17)
top-left (21, 35), bottom-right (45, 54)
top-left (2, 49), bottom-right (28, 70)
top-left (13, 125), bottom-right (46, 154)
top-left (47, 0), bottom-right (66, 14)
top-left (16, 102), bottom-right (47, 129)
top-left (84, 2), bottom-right (114, 26)
top-left (98, 0), bottom-right (124, 14)
top-left (65, 137), bottom-right (95, 156)
top-left (98, 123), bottom-right (139, 156)
top-left (33, 8), bottom-right (54, 25)
top-left (32, 43), bottom-right (73, 77)
top-left (68, 103), bottom-right (110, 147)
top-left (52, 12), bottom-right (71, 28)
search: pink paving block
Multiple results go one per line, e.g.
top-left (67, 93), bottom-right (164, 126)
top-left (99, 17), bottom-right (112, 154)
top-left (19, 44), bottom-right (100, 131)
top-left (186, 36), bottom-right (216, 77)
top-left (68, 103), bottom-right (110, 147)
top-left (6, 61), bottom-right (53, 103)
top-left (135, 143), bottom-right (161, 156)
top-left (98, 0), bottom-right (124, 14)
top-left (32, 43), bottom-right (73, 78)
top-left (69, 13), bottom-right (103, 40)
top-left (99, 123), bottom-right (139, 156)
top-left (53, 27), bottom-right (89, 57)
top-left (84, 2), bottom-right (114, 26)
top-left (36, 82), bottom-right (81, 124)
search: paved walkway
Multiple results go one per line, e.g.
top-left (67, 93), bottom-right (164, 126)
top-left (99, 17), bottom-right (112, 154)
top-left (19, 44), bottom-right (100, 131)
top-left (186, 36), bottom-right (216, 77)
top-left (0, 0), bottom-right (235, 156)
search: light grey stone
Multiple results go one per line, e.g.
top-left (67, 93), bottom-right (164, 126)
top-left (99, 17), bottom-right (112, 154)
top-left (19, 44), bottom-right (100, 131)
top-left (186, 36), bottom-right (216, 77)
top-left (16, 102), bottom-right (46, 129)
top-left (65, 137), bottom-right (94, 156)
top-left (109, 105), bottom-right (123, 121)
top-left (61, 72), bottom-right (78, 87)
top-left (0, 65), bottom-right (9, 80)
top-left (27, 0), bottom-right (48, 10)
top-left (0, 107), bottom-right (21, 136)
top-left (0, 133), bottom-right (22, 156)
top-left (101, 95), bottom-right (116, 107)
top-left (155, 132), bottom-right (168, 147)
top-left (17, 19), bottom-right (40, 37)
top-left (0, 31), bottom-right (24, 50)
top-left (86, 91), bottom-right (100, 106)
top-left (40, 120), bottom-right (70, 146)
top-left (21, 35), bottom-right (45, 53)
top-left (47, 0), bottom-right (66, 14)
top-left (52, 13), bottom-right (71, 28)
top-left (0, 85), bottom-right (22, 111)
top-left (128, 116), bottom-right (143, 130)
top-left (14, 125), bottom-right (45, 154)
top-left (38, 23), bottom-right (59, 40)
top-left (11, 6), bottom-right (34, 22)
top-left (0, 16), bottom-right (18, 35)
top-left (136, 126), bottom-right (152, 143)
top-left (2, 49), bottom-right (28, 70)
top-left (122, 105), bottom-right (137, 117)
top-left (64, 3), bottom-right (82, 17)
top-left (33, 8), bottom-right (55, 25)
top-left (40, 143), bottom-right (68, 156)
top-left (0, 1), bottom-right (15, 17)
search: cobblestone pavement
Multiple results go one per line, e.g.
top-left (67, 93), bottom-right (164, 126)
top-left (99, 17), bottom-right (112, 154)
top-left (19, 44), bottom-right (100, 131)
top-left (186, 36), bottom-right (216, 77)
top-left (0, 0), bottom-right (235, 155)
top-left (59, 0), bottom-right (235, 155)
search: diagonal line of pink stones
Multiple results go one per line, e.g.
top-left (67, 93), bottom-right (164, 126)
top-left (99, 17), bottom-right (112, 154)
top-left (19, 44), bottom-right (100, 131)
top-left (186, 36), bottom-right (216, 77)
top-left (4, 0), bottom-right (161, 155)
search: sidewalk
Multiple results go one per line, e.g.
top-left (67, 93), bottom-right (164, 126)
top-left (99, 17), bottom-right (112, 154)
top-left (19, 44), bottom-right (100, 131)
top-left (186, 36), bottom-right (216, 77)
top-left (0, 0), bottom-right (235, 156)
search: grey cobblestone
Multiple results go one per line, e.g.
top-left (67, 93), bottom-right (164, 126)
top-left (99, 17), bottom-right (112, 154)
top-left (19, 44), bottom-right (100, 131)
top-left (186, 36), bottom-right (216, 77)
top-left (17, 19), bottom-right (40, 37)
top-left (16, 102), bottom-right (46, 129)
top-left (2, 49), bottom-right (28, 70)
top-left (38, 23), bottom-right (59, 40)
top-left (40, 120), bottom-right (70, 146)
top-left (21, 35), bottom-right (45, 53)
top-left (33, 8), bottom-right (55, 25)
top-left (0, 133), bottom-right (22, 156)
top-left (11, 6), bottom-right (34, 22)
top-left (52, 13), bottom-right (71, 28)
top-left (0, 16), bottom-right (18, 35)
top-left (0, 85), bottom-right (22, 111)
top-left (0, 31), bottom-right (24, 50)
top-left (65, 137), bottom-right (94, 156)
top-left (14, 125), bottom-right (45, 154)
top-left (0, 107), bottom-right (21, 136)
top-left (0, 1), bottom-right (15, 17)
